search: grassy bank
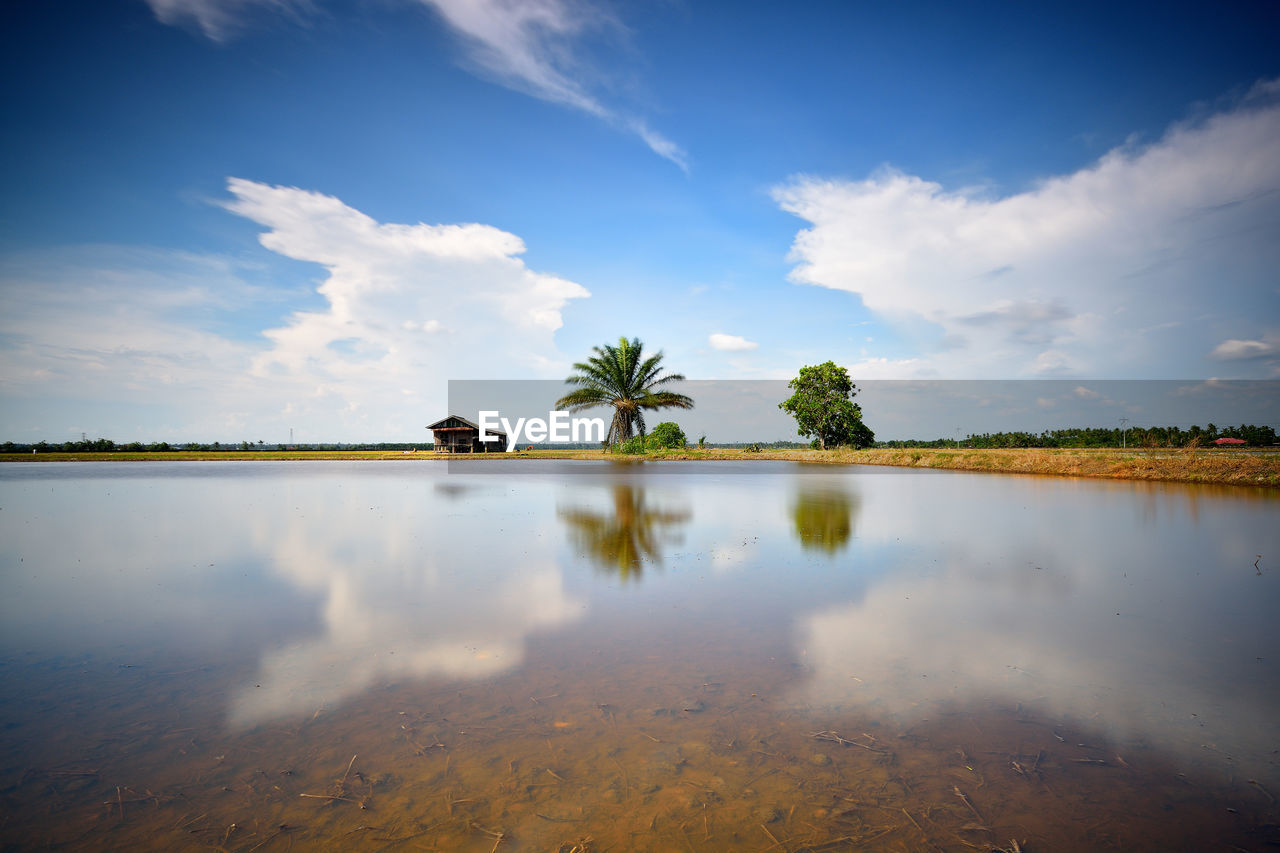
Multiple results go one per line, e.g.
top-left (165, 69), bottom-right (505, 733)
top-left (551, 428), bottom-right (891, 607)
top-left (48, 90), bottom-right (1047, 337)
top-left (3, 450), bottom-right (429, 462)
top-left (532, 446), bottom-right (1280, 487)
top-left (811, 446), bottom-right (1280, 487)
top-left (4, 447), bottom-right (1277, 487)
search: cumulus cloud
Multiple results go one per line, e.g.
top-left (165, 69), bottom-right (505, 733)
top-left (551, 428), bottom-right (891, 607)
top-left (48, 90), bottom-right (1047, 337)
top-left (0, 181), bottom-right (589, 440)
top-left (708, 332), bottom-right (758, 352)
top-left (225, 177), bottom-right (589, 421)
top-left (775, 81), bottom-right (1280, 378)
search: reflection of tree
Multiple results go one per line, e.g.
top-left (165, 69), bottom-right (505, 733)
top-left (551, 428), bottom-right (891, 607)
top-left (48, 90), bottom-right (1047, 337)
top-left (791, 486), bottom-right (861, 554)
top-left (559, 486), bottom-right (690, 581)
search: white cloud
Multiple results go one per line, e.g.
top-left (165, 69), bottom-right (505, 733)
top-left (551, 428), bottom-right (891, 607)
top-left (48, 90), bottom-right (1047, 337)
top-left (419, 0), bottom-right (609, 116)
top-left (708, 332), bottom-right (758, 352)
top-left (143, 0), bottom-right (307, 42)
top-left (775, 81), bottom-right (1280, 378)
top-left (226, 177), bottom-right (590, 423)
top-left (420, 0), bottom-right (688, 170)
top-left (0, 180), bottom-right (589, 441)
top-left (145, 0), bottom-right (687, 168)
top-left (1209, 337), bottom-right (1277, 360)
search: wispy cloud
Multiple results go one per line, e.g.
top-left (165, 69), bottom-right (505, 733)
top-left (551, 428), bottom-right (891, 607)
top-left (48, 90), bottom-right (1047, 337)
top-left (1209, 337), bottom-right (1277, 360)
top-left (708, 332), bottom-right (758, 352)
top-left (143, 0), bottom-right (309, 42)
top-left (775, 80), bottom-right (1280, 378)
top-left (419, 0), bottom-right (687, 170)
top-left (144, 0), bottom-right (688, 169)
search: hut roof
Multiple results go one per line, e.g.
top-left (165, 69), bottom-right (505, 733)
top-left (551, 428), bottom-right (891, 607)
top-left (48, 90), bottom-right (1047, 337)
top-left (426, 415), bottom-right (506, 436)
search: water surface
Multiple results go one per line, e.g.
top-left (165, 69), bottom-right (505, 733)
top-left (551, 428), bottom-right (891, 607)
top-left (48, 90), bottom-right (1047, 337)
top-left (1, 461), bottom-right (1277, 851)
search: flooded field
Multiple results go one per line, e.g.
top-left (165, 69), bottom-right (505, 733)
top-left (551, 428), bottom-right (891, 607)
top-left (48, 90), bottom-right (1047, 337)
top-left (1, 460), bottom-right (1277, 852)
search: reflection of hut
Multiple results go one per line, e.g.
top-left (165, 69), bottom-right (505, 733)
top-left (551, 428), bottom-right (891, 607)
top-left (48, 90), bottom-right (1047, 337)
top-left (427, 415), bottom-right (507, 453)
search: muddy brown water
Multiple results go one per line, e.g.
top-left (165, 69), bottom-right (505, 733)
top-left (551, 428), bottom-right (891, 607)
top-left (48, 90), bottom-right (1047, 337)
top-left (1, 460), bottom-right (1277, 851)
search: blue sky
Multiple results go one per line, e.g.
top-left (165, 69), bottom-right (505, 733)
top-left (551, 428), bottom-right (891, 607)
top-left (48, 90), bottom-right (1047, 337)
top-left (2, 0), bottom-right (1279, 441)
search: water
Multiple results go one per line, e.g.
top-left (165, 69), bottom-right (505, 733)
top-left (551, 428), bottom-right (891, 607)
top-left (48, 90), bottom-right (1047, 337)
top-left (0, 460), bottom-right (1277, 851)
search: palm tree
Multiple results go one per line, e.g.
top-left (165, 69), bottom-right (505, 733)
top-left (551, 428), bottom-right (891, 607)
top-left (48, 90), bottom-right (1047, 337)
top-left (555, 337), bottom-right (693, 446)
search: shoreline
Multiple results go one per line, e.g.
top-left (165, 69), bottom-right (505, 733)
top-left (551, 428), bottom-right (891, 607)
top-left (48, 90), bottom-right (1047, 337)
top-left (3, 447), bottom-right (1277, 487)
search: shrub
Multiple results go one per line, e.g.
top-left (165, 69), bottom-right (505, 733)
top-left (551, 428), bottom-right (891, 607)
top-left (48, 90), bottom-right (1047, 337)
top-left (649, 422), bottom-right (687, 449)
top-left (617, 435), bottom-right (647, 454)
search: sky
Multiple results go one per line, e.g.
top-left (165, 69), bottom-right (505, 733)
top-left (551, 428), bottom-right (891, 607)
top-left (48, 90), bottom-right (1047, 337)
top-left (1, 0), bottom-right (1279, 442)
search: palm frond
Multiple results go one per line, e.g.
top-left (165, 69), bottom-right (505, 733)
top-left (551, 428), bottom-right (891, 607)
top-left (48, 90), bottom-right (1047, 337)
top-left (557, 336), bottom-right (693, 445)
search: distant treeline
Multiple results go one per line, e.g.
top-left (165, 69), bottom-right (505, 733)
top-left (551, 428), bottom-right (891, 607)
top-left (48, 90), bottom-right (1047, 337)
top-left (4, 427), bottom-right (1275, 453)
top-left (879, 424), bottom-right (1278, 449)
top-left (2, 440), bottom-right (431, 453)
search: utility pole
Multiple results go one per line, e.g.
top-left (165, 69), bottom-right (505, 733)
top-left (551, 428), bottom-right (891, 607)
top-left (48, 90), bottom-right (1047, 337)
top-left (1119, 418), bottom-right (1128, 449)
top-left (289, 427), bottom-right (294, 448)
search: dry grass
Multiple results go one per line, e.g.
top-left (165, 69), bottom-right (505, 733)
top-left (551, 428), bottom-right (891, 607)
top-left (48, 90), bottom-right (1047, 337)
top-left (526, 446), bottom-right (1280, 487)
top-left (3, 450), bottom-right (434, 462)
top-left (5, 446), bottom-right (1277, 487)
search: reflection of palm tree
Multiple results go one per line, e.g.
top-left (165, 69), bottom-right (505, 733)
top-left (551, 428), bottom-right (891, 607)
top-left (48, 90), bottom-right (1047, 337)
top-left (559, 485), bottom-right (690, 581)
top-left (791, 487), bottom-right (860, 554)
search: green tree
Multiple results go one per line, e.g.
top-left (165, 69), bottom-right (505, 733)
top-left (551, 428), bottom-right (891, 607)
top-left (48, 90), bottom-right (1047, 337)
top-left (648, 422), bottom-right (687, 449)
top-left (779, 361), bottom-right (874, 449)
top-left (555, 337), bottom-right (694, 447)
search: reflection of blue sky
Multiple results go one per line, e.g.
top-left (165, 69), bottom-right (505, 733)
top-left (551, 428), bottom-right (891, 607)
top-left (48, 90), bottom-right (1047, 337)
top-left (2, 461), bottom-right (1276, 785)
top-left (0, 464), bottom-right (323, 660)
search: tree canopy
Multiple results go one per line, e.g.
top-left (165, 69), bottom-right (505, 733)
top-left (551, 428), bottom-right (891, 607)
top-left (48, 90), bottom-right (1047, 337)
top-left (648, 422), bottom-right (687, 449)
top-left (779, 361), bottom-right (875, 449)
top-left (555, 337), bottom-right (694, 446)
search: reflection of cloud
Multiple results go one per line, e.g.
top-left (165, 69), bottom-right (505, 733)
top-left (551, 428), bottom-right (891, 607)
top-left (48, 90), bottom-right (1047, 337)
top-left (710, 545), bottom-right (750, 572)
top-left (229, 564), bottom-right (579, 727)
top-left (794, 478), bottom-right (1280, 779)
top-left (558, 484), bottom-right (690, 582)
top-left (228, 476), bottom-right (584, 728)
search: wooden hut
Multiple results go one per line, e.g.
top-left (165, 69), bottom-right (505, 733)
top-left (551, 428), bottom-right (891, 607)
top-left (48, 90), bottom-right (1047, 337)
top-left (427, 415), bottom-right (507, 453)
